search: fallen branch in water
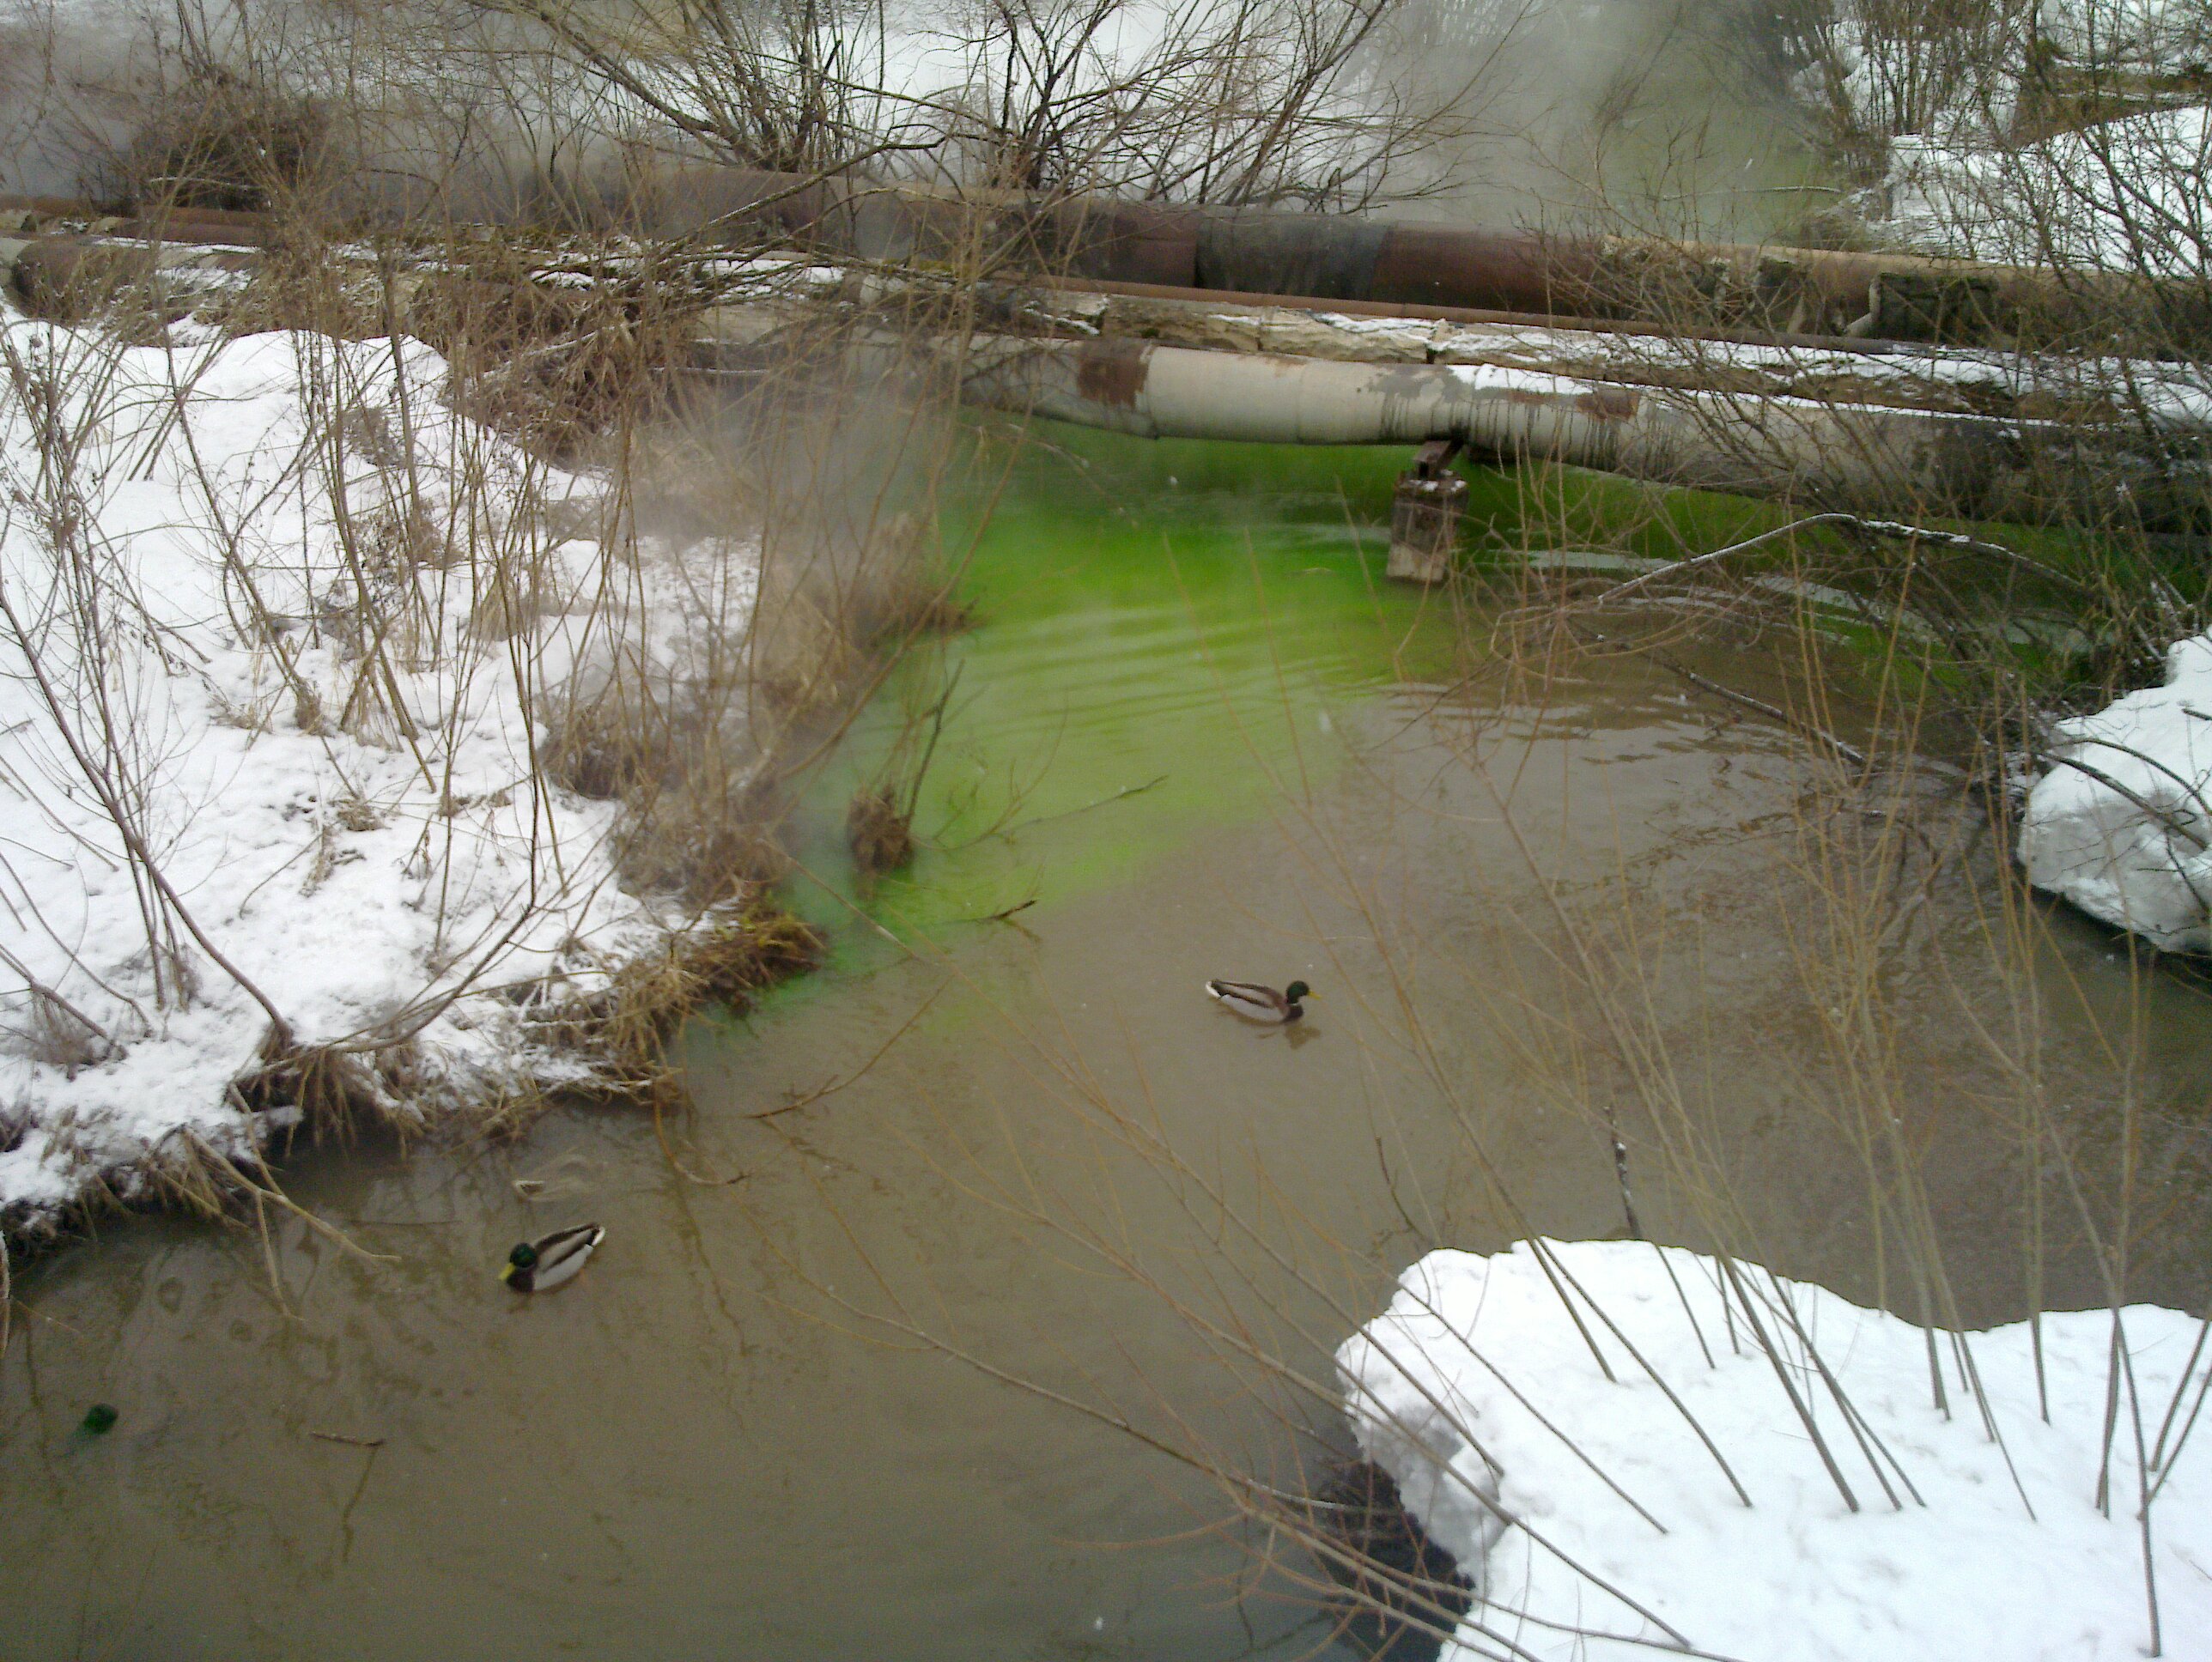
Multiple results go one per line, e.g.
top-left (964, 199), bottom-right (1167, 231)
top-left (181, 1130), bottom-right (398, 1267)
top-left (1568, 619), bottom-right (1870, 768)
top-left (1592, 512), bottom-right (2112, 610)
top-left (653, 1092), bottom-right (750, 1187)
top-left (1000, 773), bottom-right (1170, 834)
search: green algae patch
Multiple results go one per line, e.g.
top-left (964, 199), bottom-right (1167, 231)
top-left (778, 423), bottom-right (1454, 967)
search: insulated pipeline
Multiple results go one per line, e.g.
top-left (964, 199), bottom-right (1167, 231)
top-left (953, 334), bottom-right (2206, 531)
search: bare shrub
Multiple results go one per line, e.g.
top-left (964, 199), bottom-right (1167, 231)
top-left (492, 0), bottom-right (1522, 214)
top-left (15, 989), bottom-right (115, 1073)
top-left (95, 64), bottom-right (329, 213)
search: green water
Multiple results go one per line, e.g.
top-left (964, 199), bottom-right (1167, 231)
top-left (787, 431), bottom-right (1455, 946)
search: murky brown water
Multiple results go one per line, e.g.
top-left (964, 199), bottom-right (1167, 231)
top-left (5, 434), bottom-right (2208, 1660)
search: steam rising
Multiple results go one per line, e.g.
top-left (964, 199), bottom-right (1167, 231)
top-left (1, 0), bottom-right (1808, 237)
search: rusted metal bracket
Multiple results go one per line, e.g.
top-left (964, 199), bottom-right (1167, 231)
top-left (1387, 439), bottom-right (1467, 585)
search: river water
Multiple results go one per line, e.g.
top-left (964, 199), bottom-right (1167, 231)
top-left (5, 430), bottom-right (2209, 1659)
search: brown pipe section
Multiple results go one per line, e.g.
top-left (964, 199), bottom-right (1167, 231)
top-left (0, 195), bottom-right (274, 246)
top-left (618, 166), bottom-right (2196, 345)
top-left (10, 173), bottom-right (2191, 348)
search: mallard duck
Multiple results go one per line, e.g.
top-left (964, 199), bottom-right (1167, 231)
top-left (1206, 979), bottom-right (1313, 1024)
top-left (501, 1223), bottom-right (605, 1293)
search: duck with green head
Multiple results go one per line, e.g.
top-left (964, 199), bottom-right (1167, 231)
top-left (501, 1223), bottom-right (605, 1293)
top-left (1205, 978), bottom-right (1313, 1024)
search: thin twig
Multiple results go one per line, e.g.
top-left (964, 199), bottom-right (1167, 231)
top-left (751, 980), bottom-right (948, 1119)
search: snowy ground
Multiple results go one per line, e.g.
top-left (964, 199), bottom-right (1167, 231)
top-left (1340, 1240), bottom-right (2212, 1661)
top-left (2021, 631), bottom-right (2212, 954)
top-left (0, 319), bottom-right (755, 1233)
top-left (1885, 106), bottom-right (2212, 276)
top-left (1804, 0), bottom-right (2212, 275)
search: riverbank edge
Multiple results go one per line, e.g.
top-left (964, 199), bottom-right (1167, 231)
top-left (0, 889), bottom-right (823, 1259)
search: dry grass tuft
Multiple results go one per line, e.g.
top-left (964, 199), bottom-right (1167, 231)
top-left (232, 1032), bottom-right (418, 1143)
top-left (863, 573), bottom-right (976, 649)
top-left (541, 895), bottom-right (823, 1094)
top-left (622, 798), bottom-right (795, 902)
top-left (850, 515), bottom-right (976, 647)
top-left (16, 990), bottom-right (115, 1073)
top-left (193, 245), bottom-right (401, 343)
top-left (845, 786), bottom-right (915, 874)
top-left (535, 691), bottom-right (662, 803)
top-left (409, 264), bottom-right (702, 456)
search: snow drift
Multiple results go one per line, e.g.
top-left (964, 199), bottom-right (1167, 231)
top-left (1340, 1240), bottom-right (2212, 1661)
top-left (2021, 631), bottom-right (2212, 954)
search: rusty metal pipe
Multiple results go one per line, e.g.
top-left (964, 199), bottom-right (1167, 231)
top-left (0, 195), bottom-right (275, 246)
top-left (13, 171), bottom-right (2195, 349)
top-left (641, 167), bottom-right (2209, 347)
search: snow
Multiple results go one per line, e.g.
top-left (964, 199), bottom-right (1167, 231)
top-left (1431, 320), bottom-right (2212, 428)
top-left (1801, 0), bottom-right (2212, 275)
top-left (0, 319), bottom-right (754, 1230)
top-left (1885, 106), bottom-right (2212, 276)
top-left (2020, 631), bottom-right (2212, 954)
top-left (1340, 1240), bottom-right (2212, 1662)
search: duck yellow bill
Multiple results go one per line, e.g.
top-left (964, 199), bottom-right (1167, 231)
top-left (498, 1263), bottom-right (515, 1283)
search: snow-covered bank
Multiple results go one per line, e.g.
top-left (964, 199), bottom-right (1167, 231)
top-left (2021, 632), bottom-right (2211, 954)
top-left (1802, 0), bottom-right (2212, 276)
top-left (1885, 106), bottom-right (2212, 275)
top-left (0, 320), bottom-right (757, 1234)
top-left (1340, 1240), bottom-right (2212, 1661)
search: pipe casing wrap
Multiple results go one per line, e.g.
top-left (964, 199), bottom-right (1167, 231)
top-left (961, 336), bottom-right (2201, 528)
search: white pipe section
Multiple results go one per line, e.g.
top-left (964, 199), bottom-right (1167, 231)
top-left (954, 335), bottom-right (2199, 529)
